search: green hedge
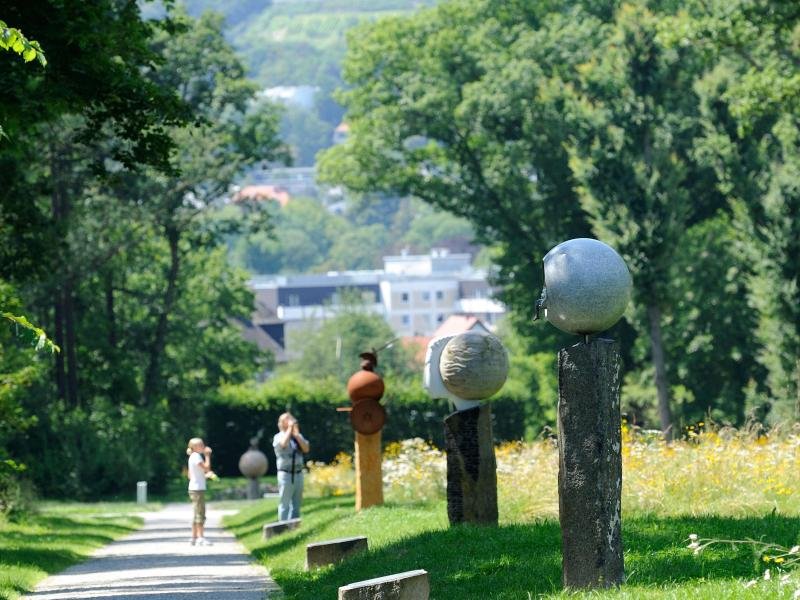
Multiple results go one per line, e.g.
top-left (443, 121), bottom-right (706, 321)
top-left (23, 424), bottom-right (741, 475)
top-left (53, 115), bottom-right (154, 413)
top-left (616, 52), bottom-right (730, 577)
top-left (205, 374), bottom-right (536, 477)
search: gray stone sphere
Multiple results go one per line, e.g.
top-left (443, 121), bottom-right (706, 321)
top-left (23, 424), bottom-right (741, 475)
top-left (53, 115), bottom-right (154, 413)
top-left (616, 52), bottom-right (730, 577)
top-left (238, 449), bottom-right (268, 479)
top-left (542, 238), bottom-right (632, 335)
top-left (439, 331), bottom-right (509, 400)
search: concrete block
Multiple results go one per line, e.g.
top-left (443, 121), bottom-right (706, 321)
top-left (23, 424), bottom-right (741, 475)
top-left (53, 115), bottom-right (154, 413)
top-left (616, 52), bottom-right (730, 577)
top-left (305, 535), bottom-right (368, 569)
top-left (338, 569), bottom-right (429, 600)
top-left (262, 518), bottom-right (300, 539)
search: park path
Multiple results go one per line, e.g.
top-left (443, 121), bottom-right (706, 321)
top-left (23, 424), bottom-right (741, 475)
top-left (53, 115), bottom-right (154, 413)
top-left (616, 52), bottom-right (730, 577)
top-left (25, 503), bottom-right (282, 600)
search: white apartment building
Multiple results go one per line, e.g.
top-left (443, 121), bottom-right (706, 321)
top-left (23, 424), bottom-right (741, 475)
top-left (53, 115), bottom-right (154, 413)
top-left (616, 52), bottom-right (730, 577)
top-left (242, 249), bottom-right (505, 361)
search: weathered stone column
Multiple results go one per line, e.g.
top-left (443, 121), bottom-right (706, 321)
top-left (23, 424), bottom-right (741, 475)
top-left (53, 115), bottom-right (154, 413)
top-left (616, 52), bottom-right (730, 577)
top-left (558, 338), bottom-right (623, 588)
top-left (355, 431), bottom-right (383, 511)
top-left (443, 404), bottom-right (498, 525)
top-left (247, 478), bottom-right (260, 500)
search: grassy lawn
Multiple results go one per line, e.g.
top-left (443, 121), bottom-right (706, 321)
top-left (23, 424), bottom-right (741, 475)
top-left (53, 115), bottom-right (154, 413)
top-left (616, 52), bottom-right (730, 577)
top-left (0, 504), bottom-right (142, 600)
top-left (225, 495), bottom-right (800, 599)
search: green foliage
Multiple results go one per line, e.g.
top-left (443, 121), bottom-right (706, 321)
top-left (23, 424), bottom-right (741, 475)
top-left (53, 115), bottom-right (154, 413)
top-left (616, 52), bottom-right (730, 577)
top-left (0, 8), bottom-right (284, 500)
top-left (229, 194), bottom-right (476, 275)
top-left (284, 296), bottom-right (413, 382)
top-left (319, 0), bottom-right (800, 432)
top-left (0, 20), bottom-right (45, 66)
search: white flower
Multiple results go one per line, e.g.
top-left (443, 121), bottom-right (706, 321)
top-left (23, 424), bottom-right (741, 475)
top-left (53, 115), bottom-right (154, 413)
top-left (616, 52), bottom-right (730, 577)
top-left (764, 569), bottom-right (771, 581)
top-left (689, 534), bottom-right (698, 541)
top-left (743, 579), bottom-right (757, 589)
top-left (791, 545), bottom-right (800, 554)
top-left (688, 541), bottom-right (700, 552)
top-left (781, 573), bottom-right (792, 586)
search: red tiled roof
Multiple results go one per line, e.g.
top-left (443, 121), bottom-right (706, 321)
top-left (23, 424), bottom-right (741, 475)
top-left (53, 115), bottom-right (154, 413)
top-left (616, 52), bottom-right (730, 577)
top-left (233, 185), bottom-right (291, 207)
top-left (433, 315), bottom-right (488, 338)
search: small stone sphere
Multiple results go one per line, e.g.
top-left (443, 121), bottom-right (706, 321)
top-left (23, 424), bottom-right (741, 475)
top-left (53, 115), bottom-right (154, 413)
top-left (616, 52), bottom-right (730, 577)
top-left (347, 369), bottom-right (385, 403)
top-left (439, 331), bottom-right (509, 400)
top-left (238, 449), bottom-right (268, 479)
top-left (542, 238), bottom-right (632, 335)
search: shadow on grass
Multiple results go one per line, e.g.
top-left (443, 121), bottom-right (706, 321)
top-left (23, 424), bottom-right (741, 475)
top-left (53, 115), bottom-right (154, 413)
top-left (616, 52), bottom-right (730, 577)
top-left (271, 513), bottom-right (800, 600)
top-left (0, 514), bottom-right (140, 589)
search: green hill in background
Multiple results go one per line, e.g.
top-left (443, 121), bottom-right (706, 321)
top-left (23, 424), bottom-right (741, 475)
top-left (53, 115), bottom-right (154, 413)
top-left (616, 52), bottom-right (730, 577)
top-left (182, 0), bottom-right (437, 165)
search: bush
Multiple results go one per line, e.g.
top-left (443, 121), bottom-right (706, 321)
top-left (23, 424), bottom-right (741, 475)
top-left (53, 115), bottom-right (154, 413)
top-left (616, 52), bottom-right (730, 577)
top-left (205, 374), bottom-right (537, 477)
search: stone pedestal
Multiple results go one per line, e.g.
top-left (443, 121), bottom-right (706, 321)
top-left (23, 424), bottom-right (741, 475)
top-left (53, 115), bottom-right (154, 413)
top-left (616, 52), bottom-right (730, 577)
top-left (355, 431), bottom-right (383, 511)
top-left (247, 478), bottom-right (259, 500)
top-left (443, 404), bottom-right (498, 525)
top-left (557, 339), bottom-right (623, 588)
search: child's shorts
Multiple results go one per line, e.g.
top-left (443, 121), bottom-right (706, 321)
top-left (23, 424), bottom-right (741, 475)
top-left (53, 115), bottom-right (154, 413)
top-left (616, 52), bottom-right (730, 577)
top-left (189, 491), bottom-right (206, 524)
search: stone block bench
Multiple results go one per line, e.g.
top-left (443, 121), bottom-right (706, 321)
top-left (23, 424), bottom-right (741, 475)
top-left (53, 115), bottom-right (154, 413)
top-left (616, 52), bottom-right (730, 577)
top-left (262, 518), bottom-right (300, 539)
top-left (338, 569), bottom-right (429, 600)
top-left (306, 536), bottom-right (368, 569)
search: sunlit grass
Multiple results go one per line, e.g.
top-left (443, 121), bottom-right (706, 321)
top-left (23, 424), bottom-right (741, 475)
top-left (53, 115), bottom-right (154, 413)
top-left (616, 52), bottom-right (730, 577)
top-left (0, 504), bottom-right (141, 600)
top-left (228, 428), bottom-right (800, 598)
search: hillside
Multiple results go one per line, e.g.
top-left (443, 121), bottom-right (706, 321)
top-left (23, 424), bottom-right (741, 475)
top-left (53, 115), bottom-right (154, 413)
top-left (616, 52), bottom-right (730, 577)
top-left (181, 0), bottom-right (436, 165)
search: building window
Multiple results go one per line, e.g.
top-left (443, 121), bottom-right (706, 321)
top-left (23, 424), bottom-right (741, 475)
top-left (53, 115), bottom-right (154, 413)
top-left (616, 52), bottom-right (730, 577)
top-left (435, 290), bottom-right (444, 300)
top-left (288, 294), bottom-right (300, 307)
top-left (402, 314), bottom-right (411, 326)
top-left (436, 313), bottom-right (445, 323)
top-left (422, 291), bottom-right (431, 301)
top-left (401, 292), bottom-right (410, 303)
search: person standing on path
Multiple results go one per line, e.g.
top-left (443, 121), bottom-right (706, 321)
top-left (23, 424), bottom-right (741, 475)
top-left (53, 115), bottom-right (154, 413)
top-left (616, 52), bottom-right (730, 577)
top-left (187, 437), bottom-right (214, 546)
top-left (273, 412), bottom-right (310, 521)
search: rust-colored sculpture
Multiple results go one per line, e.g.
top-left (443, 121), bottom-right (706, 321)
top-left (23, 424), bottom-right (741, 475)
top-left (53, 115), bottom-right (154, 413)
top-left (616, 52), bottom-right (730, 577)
top-left (343, 351), bottom-right (386, 511)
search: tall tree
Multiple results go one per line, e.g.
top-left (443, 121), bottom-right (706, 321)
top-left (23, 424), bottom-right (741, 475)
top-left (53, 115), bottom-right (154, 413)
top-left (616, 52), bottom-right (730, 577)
top-left (318, 0), bottom-right (598, 340)
top-left (669, 0), bottom-right (800, 420)
top-left (564, 4), bottom-right (723, 437)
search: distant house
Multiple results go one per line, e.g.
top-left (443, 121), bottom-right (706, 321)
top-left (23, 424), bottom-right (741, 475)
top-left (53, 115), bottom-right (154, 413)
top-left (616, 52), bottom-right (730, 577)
top-left (433, 315), bottom-right (492, 338)
top-left (233, 185), bottom-right (291, 207)
top-left (333, 122), bottom-right (349, 145)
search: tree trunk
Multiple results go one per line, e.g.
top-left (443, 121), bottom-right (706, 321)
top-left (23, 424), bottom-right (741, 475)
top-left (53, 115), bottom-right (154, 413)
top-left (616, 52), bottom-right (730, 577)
top-left (64, 281), bottom-right (79, 407)
top-left (51, 148), bottom-right (68, 402)
top-left (647, 304), bottom-right (673, 439)
top-left (142, 225), bottom-right (181, 404)
top-left (53, 295), bottom-right (66, 401)
top-left (106, 273), bottom-right (116, 348)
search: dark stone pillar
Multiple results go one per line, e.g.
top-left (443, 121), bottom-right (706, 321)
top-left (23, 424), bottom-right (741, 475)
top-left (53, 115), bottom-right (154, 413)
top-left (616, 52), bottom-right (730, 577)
top-left (247, 478), bottom-right (260, 500)
top-left (558, 338), bottom-right (623, 589)
top-left (443, 404), bottom-right (498, 526)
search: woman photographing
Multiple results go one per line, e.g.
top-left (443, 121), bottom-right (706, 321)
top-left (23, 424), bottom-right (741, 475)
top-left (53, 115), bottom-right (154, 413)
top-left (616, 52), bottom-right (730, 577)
top-left (273, 412), bottom-right (310, 521)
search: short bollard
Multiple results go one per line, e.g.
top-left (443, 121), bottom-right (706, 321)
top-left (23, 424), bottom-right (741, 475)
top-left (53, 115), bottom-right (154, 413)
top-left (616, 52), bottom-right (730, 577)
top-left (136, 481), bottom-right (147, 504)
top-left (306, 536), bottom-right (368, 570)
top-left (338, 569), bottom-right (429, 600)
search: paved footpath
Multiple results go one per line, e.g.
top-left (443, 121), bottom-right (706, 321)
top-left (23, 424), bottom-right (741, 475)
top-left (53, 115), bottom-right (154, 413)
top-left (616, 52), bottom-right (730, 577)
top-left (25, 503), bottom-right (282, 600)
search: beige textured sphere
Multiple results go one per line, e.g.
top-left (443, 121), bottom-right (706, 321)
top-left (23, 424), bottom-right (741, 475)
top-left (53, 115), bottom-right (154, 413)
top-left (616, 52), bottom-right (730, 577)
top-left (439, 331), bottom-right (508, 400)
top-left (238, 449), bottom-right (268, 479)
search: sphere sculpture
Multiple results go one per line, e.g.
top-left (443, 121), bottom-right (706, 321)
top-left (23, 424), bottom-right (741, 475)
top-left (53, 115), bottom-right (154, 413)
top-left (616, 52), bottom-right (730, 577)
top-left (238, 447), bottom-right (268, 479)
top-left (346, 352), bottom-right (386, 435)
top-left (439, 331), bottom-right (509, 400)
top-left (540, 238), bottom-right (632, 335)
top-left (346, 370), bottom-right (385, 404)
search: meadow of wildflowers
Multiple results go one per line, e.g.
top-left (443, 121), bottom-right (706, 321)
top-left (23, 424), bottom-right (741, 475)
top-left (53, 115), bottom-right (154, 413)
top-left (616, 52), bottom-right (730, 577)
top-left (306, 425), bottom-right (800, 519)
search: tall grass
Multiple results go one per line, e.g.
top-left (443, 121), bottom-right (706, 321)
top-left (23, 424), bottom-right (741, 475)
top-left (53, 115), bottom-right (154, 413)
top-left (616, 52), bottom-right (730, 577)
top-left (306, 425), bottom-right (800, 519)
